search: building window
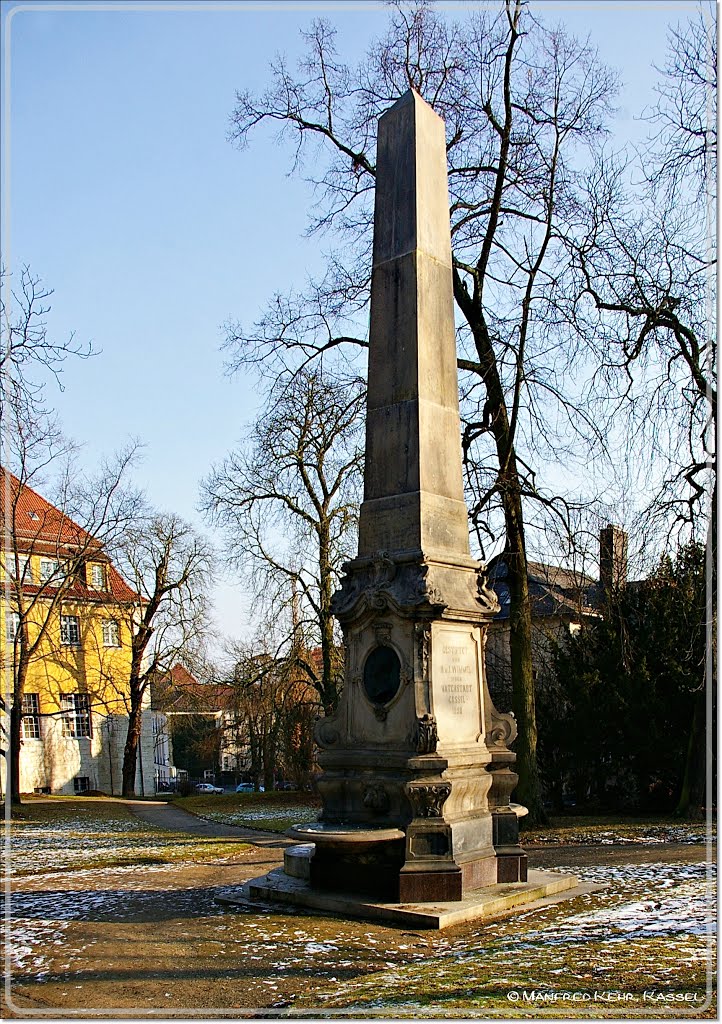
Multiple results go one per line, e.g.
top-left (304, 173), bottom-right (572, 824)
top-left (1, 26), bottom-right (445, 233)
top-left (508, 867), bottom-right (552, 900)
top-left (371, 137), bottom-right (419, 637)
top-left (18, 556), bottom-right (33, 584)
top-left (61, 693), bottom-right (92, 738)
top-left (6, 611), bottom-right (20, 642)
top-left (60, 614), bottom-right (81, 647)
top-left (102, 619), bottom-right (120, 647)
top-left (73, 776), bottom-right (91, 793)
top-left (21, 693), bottom-right (41, 739)
top-left (89, 563), bottom-right (106, 589)
top-left (39, 558), bottom-right (60, 583)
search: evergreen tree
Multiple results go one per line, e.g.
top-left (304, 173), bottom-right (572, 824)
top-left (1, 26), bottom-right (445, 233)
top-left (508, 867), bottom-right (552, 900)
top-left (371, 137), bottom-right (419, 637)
top-left (539, 543), bottom-right (711, 815)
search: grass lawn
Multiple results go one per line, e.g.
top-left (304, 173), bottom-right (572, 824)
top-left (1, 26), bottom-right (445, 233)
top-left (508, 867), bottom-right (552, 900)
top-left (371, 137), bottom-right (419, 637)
top-left (522, 815), bottom-right (712, 846)
top-left (308, 858), bottom-right (715, 1016)
top-left (175, 790), bottom-right (321, 833)
top-left (4, 797), bottom-right (251, 877)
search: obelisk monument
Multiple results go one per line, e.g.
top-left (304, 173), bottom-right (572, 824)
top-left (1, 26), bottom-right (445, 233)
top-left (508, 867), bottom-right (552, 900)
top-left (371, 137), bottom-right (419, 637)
top-left (296, 89), bottom-right (526, 903)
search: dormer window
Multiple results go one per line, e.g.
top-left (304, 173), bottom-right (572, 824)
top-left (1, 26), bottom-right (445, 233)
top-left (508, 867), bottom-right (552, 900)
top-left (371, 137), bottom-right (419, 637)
top-left (28, 511), bottom-right (39, 521)
top-left (89, 564), bottom-right (106, 589)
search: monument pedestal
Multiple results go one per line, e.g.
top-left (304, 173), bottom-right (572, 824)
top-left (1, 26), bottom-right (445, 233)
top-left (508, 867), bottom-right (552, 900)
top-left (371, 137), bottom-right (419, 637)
top-left (310, 545), bottom-right (529, 902)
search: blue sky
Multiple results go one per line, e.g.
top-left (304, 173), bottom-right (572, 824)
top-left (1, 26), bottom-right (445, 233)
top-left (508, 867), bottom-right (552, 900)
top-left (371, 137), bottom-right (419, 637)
top-left (2, 0), bottom-right (699, 649)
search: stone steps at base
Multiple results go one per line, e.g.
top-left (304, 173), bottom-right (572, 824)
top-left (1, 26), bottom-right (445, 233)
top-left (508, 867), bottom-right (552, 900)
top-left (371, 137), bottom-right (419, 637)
top-left (218, 867), bottom-right (600, 930)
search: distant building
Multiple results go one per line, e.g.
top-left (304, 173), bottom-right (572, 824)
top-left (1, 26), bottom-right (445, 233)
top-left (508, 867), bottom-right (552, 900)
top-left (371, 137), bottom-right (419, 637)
top-left (1, 468), bottom-right (158, 797)
top-left (151, 664), bottom-right (246, 783)
top-left (485, 526), bottom-right (628, 706)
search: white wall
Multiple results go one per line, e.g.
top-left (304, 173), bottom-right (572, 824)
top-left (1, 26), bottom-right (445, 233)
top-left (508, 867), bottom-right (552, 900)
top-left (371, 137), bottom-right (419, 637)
top-left (5, 710), bottom-right (157, 797)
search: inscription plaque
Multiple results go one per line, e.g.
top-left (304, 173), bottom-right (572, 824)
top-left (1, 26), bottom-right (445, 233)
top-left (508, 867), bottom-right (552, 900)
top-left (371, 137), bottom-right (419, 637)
top-left (431, 625), bottom-right (482, 743)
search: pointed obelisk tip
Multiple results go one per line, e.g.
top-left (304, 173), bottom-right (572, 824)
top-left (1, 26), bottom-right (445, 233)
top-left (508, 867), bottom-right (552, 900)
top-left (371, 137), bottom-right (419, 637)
top-left (386, 87), bottom-right (434, 117)
top-left (390, 88), bottom-right (416, 109)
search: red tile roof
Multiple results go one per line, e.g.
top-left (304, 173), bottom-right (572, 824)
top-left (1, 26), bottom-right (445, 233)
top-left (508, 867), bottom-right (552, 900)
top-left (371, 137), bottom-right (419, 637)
top-left (152, 663), bottom-right (238, 712)
top-left (2, 467), bottom-right (140, 604)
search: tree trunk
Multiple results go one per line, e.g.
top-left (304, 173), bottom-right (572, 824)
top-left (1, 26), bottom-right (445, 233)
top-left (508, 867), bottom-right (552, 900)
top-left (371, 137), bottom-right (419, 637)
top-left (318, 520), bottom-right (338, 716)
top-left (456, 277), bottom-right (546, 827)
top-left (249, 722), bottom-right (261, 785)
top-left (9, 655), bottom-right (29, 806)
top-left (675, 685), bottom-right (709, 819)
top-left (504, 485), bottom-right (546, 825)
top-left (121, 702), bottom-right (143, 798)
top-left (9, 701), bottom-right (23, 806)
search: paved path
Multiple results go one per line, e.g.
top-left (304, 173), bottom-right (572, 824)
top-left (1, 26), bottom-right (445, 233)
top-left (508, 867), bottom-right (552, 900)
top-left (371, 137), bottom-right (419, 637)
top-left (125, 798), bottom-right (293, 848)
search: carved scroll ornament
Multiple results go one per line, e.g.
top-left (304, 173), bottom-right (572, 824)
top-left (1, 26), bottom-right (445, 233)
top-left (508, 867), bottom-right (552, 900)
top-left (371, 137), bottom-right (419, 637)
top-left (407, 782), bottom-right (451, 818)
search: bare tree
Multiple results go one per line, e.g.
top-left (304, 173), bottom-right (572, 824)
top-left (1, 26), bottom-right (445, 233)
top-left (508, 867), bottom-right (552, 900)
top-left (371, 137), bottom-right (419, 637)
top-left (223, 1), bottom-right (618, 821)
top-left (1, 414), bottom-right (141, 805)
top-left (203, 369), bottom-right (364, 715)
top-left (109, 513), bottom-right (216, 797)
top-left (572, 9), bottom-right (715, 541)
top-left (228, 640), bottom-right (318, 790)
top-left (1, 265), bottom-right (93, 419)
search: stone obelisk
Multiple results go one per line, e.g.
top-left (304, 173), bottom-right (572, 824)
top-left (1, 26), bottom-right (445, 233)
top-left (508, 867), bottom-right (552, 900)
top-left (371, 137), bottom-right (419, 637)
top-left (302, 90), bottom-right (525, 903)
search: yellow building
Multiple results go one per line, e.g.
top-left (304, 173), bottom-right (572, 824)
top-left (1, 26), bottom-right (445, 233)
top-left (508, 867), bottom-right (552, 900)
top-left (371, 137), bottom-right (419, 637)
top-left (1, 468), bottom-right (162, 796)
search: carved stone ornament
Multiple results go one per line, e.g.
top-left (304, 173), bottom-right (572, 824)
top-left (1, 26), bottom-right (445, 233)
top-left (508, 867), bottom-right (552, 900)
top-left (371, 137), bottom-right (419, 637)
top-left (416, 622), bottom-right (431, 679)
top-left (314, 718), bottom-right (340, 749)
top-left (407, 562), bottom-right (445, 608)
top-left (476, 565), bottom-right (501, 613)
top-left (412, 713), bottom-right (438, 754)
top-left (371, 552), bottom-right (396, 587)
top-left (331, 556), bottom-right (448, 620)
top-left (407, 782), bottom-right (451, 819)
top-left (373, 621), bottom-right (393, 644)
top-left (487, 708), bottom-right (518, 748)
top-left (363, 783), bottom-right (390, 814)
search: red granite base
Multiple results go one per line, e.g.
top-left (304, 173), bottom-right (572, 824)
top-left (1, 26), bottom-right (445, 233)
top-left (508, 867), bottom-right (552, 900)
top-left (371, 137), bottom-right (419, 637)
top-left (398, 866), bottom-right (462, 902)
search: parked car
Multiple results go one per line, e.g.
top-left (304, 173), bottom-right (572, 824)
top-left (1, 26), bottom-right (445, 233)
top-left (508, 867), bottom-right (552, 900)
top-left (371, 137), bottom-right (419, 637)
top-left (235, 782), bottom-right (265, 793)
top-left (195, 782), bottom-right (223, 795)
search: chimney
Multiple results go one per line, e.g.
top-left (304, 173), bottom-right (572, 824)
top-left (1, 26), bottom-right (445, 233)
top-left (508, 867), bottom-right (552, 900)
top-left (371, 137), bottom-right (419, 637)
top-left (599, 524), bottom-right (628, 594)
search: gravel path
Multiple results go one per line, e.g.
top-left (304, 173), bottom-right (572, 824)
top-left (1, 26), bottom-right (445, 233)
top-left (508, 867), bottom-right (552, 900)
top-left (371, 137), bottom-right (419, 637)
top-left (126, 799), bottom-right (293, 847)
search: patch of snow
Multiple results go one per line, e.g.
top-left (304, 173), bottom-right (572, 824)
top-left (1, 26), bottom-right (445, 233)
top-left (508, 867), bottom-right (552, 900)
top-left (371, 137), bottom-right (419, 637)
top-left (528, 824), bottom-right (712, 846)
